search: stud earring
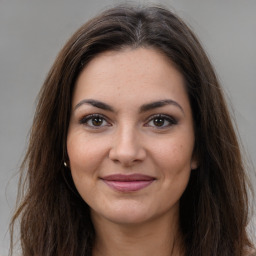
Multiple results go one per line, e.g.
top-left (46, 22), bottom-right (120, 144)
top-left (64, 162), bottom-right (68, 167)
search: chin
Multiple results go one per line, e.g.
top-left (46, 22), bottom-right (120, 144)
top-left (106, 211), bottom-right (151, 225)
top-left (92, 203), bottom-right (154, 226)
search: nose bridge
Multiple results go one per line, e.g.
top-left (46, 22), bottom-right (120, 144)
top-left (118, 124), bottom-right (137, 151)
top-left (109, 122), bottom-right (145, 165)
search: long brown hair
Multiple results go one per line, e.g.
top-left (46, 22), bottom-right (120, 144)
top-left (10, 4), bottom-right (254, 256)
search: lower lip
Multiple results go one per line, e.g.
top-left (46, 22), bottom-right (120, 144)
top-left (102, 180), bottom-right (154, 192)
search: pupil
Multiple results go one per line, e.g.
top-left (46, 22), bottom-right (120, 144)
top-left (92, 117), bottom-right (103, 126)
top-left (154, 118), bottom-right (164, 126)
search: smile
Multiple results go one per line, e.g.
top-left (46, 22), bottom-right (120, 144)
top-left (101, 174), bottom-right (155, 192)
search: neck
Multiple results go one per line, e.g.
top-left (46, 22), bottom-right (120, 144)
top-left (92, 210), bottom-right (184, 256)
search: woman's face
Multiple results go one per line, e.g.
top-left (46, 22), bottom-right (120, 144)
top-left (67, 47), bottom-right (197, 225)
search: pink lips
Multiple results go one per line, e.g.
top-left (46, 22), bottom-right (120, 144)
top-left (101, 174), bottom-right (155, 192)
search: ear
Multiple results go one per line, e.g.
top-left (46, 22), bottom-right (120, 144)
top-left (190, 153), bottom-right (199, 170)
top-left (191, 160), bottom-right (198, 170)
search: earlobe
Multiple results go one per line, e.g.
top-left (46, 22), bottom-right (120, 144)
top-left (191, 148), bottom-right (199, 170)
top-left (64, 158), bottom-right (70, 169)
top-left (191, 160), bottom-right (198, 170)
top-left (191, 154), bottom-right (199, 170)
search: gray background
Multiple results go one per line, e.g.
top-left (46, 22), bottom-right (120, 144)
top-left (1, 0), bottom-right (255, 255)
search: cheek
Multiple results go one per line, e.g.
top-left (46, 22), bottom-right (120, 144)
top-left (66, 135), bottom-right (104, 202)
top-left (152, 139), bottom-right (194, 172)
top-left (156, 142), bottom-right (193, 198)
top-left (67, 134), bottom-right (107, 177)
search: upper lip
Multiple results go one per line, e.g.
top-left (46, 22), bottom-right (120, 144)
top-left (101, 174), bottom-right (155, 181)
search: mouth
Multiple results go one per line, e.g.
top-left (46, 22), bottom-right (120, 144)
top-left (101, 174), bottom-right (156, 192)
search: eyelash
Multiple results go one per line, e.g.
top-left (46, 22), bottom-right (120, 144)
top-left (145, 114), bottom-right (178, 129)
top-left (79, 114), bottom-right (178, 129)
top-left (79, 114), bottom-right (111, 129)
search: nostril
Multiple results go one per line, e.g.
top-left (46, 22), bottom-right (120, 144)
top-left (113, 159), bottom-right (119, 164)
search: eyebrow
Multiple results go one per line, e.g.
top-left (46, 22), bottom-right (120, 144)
top-left (139, 99), bottom-right (184, 114)
top-left (74, 99), bottom-right (114, 112)
top-left (74, 99), bottom-right (184, 114)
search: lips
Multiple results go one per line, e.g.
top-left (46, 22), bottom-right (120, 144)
top-left (101, 174), bottom-right (155, 192)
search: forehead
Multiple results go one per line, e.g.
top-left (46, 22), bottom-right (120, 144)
top-left (72, 47), bottom-right (189, 110)
top-left (79, 47), bottom-right (177, 80)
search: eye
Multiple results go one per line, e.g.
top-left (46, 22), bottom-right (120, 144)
top-left (79, 114), bottom-right (110, 128)
top-left (145, 114), bottom-right (177, 129)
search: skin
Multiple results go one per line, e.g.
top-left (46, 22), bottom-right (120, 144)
top-left (67, 47), bottom-right (197, 256)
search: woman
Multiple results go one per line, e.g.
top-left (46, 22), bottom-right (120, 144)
top-left (10, 4), bottom-right (255, 256)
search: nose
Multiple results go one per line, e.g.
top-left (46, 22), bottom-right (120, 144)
top-left (109, 126), bottom-right (146, 167)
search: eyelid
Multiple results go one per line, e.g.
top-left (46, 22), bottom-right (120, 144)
top-left (78, 113), bottom-right (177, 129)
top-left (144, 114), bottom-right (178, 128)
top-left (79, 113), bottom-right (111, 128)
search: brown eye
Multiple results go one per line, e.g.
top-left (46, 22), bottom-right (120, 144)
top-left (146, 114), bottom-right (178, 129)
top-left (79, 114), bottom-right (110, 128)
top-left (153, 117), bottom-right (165, 127)
top-left (91, 116), bottom-right (104, 126)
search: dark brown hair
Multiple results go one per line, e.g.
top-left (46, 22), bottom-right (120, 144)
top-left (10, 4), bottom-right (255, 256)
